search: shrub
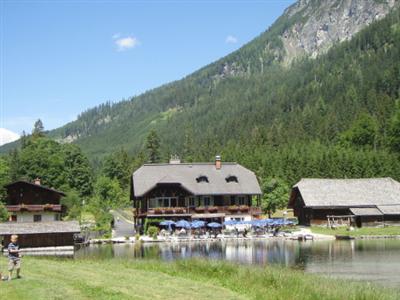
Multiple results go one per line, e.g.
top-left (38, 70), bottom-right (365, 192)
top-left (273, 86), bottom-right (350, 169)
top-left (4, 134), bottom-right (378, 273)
top-left (147, 226), bottom-right (159, 240)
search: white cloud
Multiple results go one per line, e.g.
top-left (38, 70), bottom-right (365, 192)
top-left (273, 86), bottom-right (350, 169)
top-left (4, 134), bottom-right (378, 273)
top-left (225, 35), bottom-right (238, 44)
top-left (0, 128), bottom-right (20, 146)
top-left (113, 35), bottom-right (140, 51)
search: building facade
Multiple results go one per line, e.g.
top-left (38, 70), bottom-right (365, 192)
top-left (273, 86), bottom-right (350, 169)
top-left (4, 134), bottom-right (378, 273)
top-left (4, 179), bottom-right (65, 223)
top-left (288, 178), bottom-right (400, 227)
top-left (131, 156), bottom-right (262, 229)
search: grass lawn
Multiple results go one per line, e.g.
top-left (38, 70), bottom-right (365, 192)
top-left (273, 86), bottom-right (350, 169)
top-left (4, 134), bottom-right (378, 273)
top-left (0, 257), bottom-right (398, 300)
top-left (311, 226), bottom-right (400, 237)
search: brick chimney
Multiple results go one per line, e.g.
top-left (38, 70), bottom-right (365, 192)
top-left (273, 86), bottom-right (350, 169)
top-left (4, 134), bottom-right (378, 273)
top-left (215, 155), bottom-right (221, 170)
top-left (34, 178), bottom-right (41, 185)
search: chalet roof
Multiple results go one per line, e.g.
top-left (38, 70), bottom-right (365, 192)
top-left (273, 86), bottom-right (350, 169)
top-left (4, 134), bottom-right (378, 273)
top-left (377, 204), bottom-right (400, 215)
top-left (290, 178), bottom-right (400, 208)
top-left (132, 162), bottom-right (261, 197)
top-left (0, 221), bottom-right (80, 235)
top-left (4, 181), bottom-right (66, 196)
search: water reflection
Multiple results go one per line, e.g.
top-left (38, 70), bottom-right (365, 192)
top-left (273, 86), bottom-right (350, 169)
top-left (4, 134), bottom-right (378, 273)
top-left (75, 239), bottom-right (400, 288)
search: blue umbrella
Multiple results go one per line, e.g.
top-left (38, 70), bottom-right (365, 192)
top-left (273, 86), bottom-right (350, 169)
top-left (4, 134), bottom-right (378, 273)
top-left (207, 222), bottom-right (222, 228)
top-left (160, 220), bottom-right (175, 231)
top-left (176, 220), bottom-right (191, 228)
top-left (191, 220), bottom-right (206, 228)
top-left (223, 220), bottom-right (238, 226)
top-left (160, 220), bottom-right (175, 226)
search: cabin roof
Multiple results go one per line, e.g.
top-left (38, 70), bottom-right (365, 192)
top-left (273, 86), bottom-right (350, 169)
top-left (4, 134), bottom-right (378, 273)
top-left (0, 221), bottom-right (80, 235)
top-left (4, 181), bottom-right (66, 196)
top-left (132, 162), bottom-right (261, 197)
top-left (289, 178), bottom-right (400, 208)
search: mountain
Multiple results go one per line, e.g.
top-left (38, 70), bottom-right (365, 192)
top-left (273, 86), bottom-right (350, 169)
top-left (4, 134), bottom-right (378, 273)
top-left (2, 0), bottom-right (400, 163)
top-left (0, 128), bottom-right (19, 147)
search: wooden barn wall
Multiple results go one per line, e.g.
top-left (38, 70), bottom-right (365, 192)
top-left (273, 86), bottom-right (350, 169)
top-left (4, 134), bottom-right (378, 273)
top-left (1, 232), bottom-right (76, 248)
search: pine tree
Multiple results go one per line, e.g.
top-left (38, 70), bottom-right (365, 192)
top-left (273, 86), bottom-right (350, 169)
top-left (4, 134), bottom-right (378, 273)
top-left (145, 129), bottom-right (160, 163)
top-left (32, 119), bottom-right (45, 138)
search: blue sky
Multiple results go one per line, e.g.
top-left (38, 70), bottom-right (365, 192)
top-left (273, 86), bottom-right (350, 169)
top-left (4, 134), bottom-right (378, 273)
top-left (1, 0), bottom-right (294, 136)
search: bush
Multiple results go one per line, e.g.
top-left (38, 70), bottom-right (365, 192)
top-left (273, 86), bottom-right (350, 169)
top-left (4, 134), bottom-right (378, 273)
top-left (147, 226), bottom-right (159, 240)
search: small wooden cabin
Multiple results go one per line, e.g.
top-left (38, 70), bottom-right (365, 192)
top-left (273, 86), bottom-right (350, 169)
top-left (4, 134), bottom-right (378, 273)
top-left (288, 178), bottom-right (400, 227)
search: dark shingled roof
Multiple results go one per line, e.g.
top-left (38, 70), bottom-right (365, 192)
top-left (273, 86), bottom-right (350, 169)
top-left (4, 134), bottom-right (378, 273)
top-left (132, 162), bottom-right (261, 197)
top-left (4, 180), bottom-right (66, 196)
top-left (0, 221), bottom-right (80, 235)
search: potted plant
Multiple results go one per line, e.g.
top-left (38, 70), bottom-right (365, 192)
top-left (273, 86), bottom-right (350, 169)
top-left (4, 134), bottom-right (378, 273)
top-left (207, 206), bottom-right (218, 213)
top-left (195, 206), bottom-right (205, 213)
top-left (165, 207), bottom-right (174, 214)
top-left (154, 207), bottom-right (163, 214)
top-left (239, 205), bottom-right (249, 212)
top-left (175, 207), bottom-right (185, 214)
top-left (44, 203), bottom-right (53, 210)
top-left (228, 205), bottom-right (239, 212)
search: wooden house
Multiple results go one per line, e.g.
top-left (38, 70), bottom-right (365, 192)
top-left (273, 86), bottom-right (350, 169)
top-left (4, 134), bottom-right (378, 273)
top-left (288, 178), bottom-right (400, 227)
top-left (4, 179), bottom-right (66, 223)
top-left (131, 156), bottom-right (262, 229)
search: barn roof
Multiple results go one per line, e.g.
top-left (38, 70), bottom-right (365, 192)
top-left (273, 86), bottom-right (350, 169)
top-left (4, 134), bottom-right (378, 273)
top-left (289, 178), bottom-right (400, 208)
top-left (132, 162), bottom-right (261, 197)
top-left (4, 181), bottom-right (66, 196)
top-left (0, 221), bottom-right (80, 235)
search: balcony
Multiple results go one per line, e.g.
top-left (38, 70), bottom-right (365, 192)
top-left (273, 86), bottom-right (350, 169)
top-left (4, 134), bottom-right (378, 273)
top-left (6, 204), bottom-right (62, 212)
top-left (138, 205), bottom-right (262, 217)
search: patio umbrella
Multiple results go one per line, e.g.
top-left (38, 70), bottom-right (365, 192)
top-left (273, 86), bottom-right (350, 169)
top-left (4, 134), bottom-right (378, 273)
top-left (191, 220), bottom-right (206, 228)
top-left (160, 220), bottom-right (175, 231)
top-left (160, 220), bottom-right (175, 226)
top-left (223, 220), bottom-right (238, 226)
top-left (207, 222), bottom-right (222, 228)
top-left (175, 220), bottom-right (191, 229)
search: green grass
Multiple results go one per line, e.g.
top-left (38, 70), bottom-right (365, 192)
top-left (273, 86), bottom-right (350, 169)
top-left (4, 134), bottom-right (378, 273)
top-left (0, 257), bottom-right (398, 300)
top-left (311, 226), bottom-right (400, 237)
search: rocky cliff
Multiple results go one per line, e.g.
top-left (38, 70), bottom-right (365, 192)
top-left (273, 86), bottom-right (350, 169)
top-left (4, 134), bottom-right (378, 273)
top-left (282, 0), bottom-right (399, 63)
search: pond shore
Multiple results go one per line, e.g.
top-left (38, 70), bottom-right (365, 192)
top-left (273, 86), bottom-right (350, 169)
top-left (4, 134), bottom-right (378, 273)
top-left (1, 257), bottom-right (398, 300)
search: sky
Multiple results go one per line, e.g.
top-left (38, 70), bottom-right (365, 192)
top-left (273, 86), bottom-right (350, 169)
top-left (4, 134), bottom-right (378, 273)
top-left (0, 0), bottom-right (294, 142)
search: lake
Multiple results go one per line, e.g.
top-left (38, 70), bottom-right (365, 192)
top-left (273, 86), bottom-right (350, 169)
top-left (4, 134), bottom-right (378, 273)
top-left (75, 238), bottom-right (400, 288)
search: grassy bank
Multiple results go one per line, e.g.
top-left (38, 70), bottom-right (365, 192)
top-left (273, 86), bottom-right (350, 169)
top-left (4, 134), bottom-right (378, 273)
top-left (0, 257), bottom-right (398, 300)
top-left (311, 226), bottom-right (400, 237)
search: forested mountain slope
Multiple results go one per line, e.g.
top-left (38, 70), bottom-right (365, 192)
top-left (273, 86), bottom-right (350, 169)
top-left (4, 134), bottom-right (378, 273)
top-left (1, 1), bottom-right (399, 182)
top-left (5, 0), bottom-right (393, 157)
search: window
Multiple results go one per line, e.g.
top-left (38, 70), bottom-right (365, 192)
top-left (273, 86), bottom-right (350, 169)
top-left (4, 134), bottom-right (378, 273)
top-left (33, 215), bottom-right (42, 222)
top-left (11, 215), bottom-right (17, 222)
top-left (225, 175), bottom-right (238, 183)
top-left (149, 197), bottom-right (178, 208)
top-left (54, 214), bottom-right (61, 221)
top-left (230, 196), bottom-right (236, 205)
top-left (204, 197), bottom-right (211, 206)
top-left (188, 197), bottom-right (196, 207)
top-left (196, 176), bottom-right (209, 183)
top-left (238, 196), bottom-right (246, 205)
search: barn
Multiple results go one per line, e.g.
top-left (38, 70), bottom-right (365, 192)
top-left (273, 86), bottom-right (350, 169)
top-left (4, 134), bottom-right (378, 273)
top-left (288, 178), bottom-right (400, 227)
top-left (0, 221), bottom-right (80, 248)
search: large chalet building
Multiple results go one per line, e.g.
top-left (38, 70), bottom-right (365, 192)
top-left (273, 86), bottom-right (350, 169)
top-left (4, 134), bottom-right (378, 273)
top-left (131, 156), bottom-right (262, 228)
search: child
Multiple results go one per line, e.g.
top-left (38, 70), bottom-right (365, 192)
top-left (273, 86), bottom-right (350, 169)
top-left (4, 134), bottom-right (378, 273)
top-left (8, 235), bottom-right (21, 281)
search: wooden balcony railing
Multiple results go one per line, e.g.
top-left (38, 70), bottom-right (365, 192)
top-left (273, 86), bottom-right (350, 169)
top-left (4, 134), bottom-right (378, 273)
top-left (138, 205), bottom-right (262, 216)
top-left (6, 204), bottom-right (62, 212)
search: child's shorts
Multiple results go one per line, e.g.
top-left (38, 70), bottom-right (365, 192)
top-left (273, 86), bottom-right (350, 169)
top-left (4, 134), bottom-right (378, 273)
top-left (8, 259), bottom-right (21, 271)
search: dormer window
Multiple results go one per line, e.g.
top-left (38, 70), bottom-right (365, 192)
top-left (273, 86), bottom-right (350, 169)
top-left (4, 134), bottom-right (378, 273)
top-left (226, 175), bottom-right (238, 183)
top-left (196, 175), bottom-right (209, 183)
